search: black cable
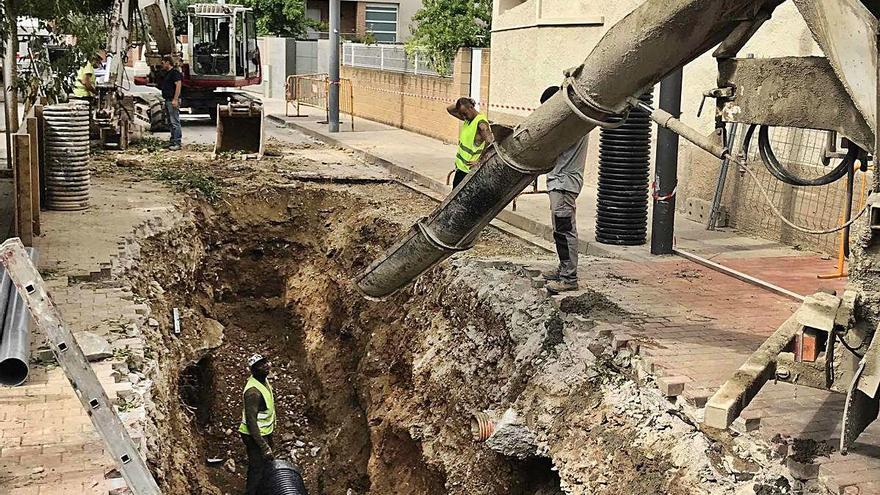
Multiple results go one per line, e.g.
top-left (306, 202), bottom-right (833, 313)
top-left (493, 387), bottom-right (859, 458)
top-left (835, 329), bottom-right (865, 359)
top-left (756, 125), bottom-right (858, 186)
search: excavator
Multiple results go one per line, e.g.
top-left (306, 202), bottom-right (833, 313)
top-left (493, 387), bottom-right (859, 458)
top-left (100, 0), bottom-right (263, 153)
top-left (357, 0), bottom-right (880, 455)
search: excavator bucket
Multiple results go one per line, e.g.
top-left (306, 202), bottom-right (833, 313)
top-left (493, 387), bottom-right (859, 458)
top-left (215, 102), bottom-right (264, 156)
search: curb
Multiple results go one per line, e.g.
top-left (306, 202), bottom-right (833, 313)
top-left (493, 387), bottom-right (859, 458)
top-left (266, 113), bottom-right (618, 259)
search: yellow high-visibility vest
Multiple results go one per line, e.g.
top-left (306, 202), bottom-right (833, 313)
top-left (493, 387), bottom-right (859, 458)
top-left (238, 376), bottom-right (275, 436)
top-left (455, 113), bottom-right (489, 173)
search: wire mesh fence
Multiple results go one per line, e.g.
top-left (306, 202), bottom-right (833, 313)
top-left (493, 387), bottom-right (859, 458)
top-left (723, 126), bottom-right (871, 256)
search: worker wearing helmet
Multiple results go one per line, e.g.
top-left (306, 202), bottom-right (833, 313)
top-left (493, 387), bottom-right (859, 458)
top-left (447, 97), bottom-right (494, 188)
top-left (239, 353), bottom-right (275, 494)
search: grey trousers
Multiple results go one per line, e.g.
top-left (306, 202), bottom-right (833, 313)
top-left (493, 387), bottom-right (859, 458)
top-left (549, 190), bottom-right (579, 282)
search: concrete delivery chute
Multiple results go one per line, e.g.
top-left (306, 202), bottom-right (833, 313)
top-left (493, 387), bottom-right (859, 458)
top-left (357, 0), bottom-right (880, 451)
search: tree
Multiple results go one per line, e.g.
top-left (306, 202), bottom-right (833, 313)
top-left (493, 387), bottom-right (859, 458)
top-left (4, 0), bottom-right (112, 107)
top-left (405, 0), bottom-right (491, 76)
top-left (237, 0), bottom-right (318, 38)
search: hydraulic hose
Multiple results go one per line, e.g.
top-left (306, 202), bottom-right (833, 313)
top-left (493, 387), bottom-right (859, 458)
top-left (743, 124), bottom-right (858, 187)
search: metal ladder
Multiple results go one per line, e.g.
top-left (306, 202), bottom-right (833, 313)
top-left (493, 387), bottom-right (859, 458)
top-left (0, 238), bottom-right (161, 494)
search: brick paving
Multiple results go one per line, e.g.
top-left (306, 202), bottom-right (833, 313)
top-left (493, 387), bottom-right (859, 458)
top-left (0, 281), bottom-right (143, 494)
top-left (0, 179), bottom-right (171, 494)
top-left (574, 254), bottom-right (875, 494)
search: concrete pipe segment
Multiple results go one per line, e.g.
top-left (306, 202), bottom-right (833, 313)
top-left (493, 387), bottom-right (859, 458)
top-left (44, 102), bottom-right (91, 211)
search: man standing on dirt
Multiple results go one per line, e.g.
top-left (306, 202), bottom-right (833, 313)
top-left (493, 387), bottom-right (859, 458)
top-left (160, 55), bottom-right (183, 151)
top-left (447, 97), bottom-right (494, 188)
top-left (239, 354), bottom-right (275, 494)
top-left (540, 86), bottom-right (589, 294)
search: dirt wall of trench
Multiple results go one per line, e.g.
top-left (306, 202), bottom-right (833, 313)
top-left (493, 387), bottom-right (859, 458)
top-left (117, 179), bottom-right (791, 495)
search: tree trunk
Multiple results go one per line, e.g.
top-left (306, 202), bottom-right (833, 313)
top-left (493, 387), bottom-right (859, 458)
top-left (3, 0), bottom-right (19, 170)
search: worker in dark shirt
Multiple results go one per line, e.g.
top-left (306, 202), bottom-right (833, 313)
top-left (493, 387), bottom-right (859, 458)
top-left (238, 354), bottom-right (276, 494)
top-left (160, 55), bottom-right (183, 150)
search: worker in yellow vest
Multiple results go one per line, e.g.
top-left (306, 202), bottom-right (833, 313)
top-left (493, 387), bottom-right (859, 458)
top-left (239, 354), bottom-right (276, 494)
top-left (447, 97), bottom-right (494, 188)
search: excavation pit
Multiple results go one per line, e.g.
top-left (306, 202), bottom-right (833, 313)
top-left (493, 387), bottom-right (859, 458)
top-left (127, 181), bottom-right (571, 494)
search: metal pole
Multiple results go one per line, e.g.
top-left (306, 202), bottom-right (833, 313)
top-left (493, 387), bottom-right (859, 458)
top-left (328, 0), bottom-right (340, 133)
top-left (708, 122), bottom-right (739, 230)
top-left (650, 67), bottom-right (683, 255)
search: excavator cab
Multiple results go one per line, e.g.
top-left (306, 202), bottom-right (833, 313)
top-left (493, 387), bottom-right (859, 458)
top-left (187, 4), bottom-right (260, 84)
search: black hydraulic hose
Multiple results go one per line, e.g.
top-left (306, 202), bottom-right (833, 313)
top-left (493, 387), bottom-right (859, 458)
top-left (259, 460), bottom-right (309, 495)
top-left (748, 124), bottom-right (858, 187)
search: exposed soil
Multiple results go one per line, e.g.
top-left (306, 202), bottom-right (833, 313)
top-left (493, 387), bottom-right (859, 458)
top-left (103, 141), bottom-right (790, 495)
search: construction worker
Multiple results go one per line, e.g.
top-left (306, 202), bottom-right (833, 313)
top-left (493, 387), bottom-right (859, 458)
top-left (239, 354), bottom-right (275, 494)
top-left (71, 53), bottom-right (103, 102)
top-left (447, 97), bottom-right (494, 188)
top-left (540, 86), bottom-right (588, 293)
top-left (160, 55), bottom-right (183, 150)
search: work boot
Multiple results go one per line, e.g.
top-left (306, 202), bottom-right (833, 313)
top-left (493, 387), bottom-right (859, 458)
top-left (546, 279), bottom-right (578, 294)
top-left (168, 144), bottom-right (181, 151)
top-left (542, 269), bottom-right (561, 281)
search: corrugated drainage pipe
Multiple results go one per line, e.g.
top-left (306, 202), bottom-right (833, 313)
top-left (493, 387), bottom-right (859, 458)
top-left (471, 411), bottom-right (496, 442)
top-left (259, 460), bottom-right (309, 495)
top-left (0, 248), bottom-right (38, 386)
top-left (596, 92), bottom-right (653, 245)
top-left (44, 102), bottom-right (91, 211)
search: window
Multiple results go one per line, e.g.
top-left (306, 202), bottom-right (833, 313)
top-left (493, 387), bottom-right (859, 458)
top-left (365, 4), bottom-right (398, 43)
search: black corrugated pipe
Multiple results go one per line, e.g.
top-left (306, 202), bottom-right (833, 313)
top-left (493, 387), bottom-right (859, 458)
top-left (0, 248), bottom-right (37, 386)
top-left (596, 92), bottom-right (654, 245)
top-left (259, 460), bottom-right (309, 495)
top-left (355, 0), bottom-right (776, 298)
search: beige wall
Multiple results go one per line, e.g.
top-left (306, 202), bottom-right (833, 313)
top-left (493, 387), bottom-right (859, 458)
top-left (489, 0), bottom-right (852, 253)
top-left (341, 48), bottom-right (490, 143)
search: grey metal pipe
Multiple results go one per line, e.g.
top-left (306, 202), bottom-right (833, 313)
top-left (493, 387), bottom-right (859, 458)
top-left (356, 0), bottom-right (771, 298)
top-left (328, 0), bottom-right (340, 133)
top-left (0, 248), bottom-right (38, 386)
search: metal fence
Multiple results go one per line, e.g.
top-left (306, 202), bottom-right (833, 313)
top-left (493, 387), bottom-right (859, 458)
top-left (285, 74), bottom-right (355, 131)
top-left (341, 43), bottom-right (449, 78)
top-left (725, 126), bottom-right (870, 256)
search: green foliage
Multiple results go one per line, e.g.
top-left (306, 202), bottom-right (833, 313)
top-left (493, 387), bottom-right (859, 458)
top-left (132, 136), bottom-right (167, 153)
top-left (236, 0), bottom-right (318, 37)
top-left (7, 1), bottom-right (111, 105)
top-left (405, 0), bottom-right (491, 76)
top-left (170, 0), bottom-right (201, 35)
top-left (153, 166), bottom-right (221, 202)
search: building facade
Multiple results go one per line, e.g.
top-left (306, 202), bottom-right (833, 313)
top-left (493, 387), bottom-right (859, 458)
top-left (304, 0), bottom-right (423, 43)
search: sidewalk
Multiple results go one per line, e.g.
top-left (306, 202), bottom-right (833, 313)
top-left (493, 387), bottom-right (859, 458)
top-left (260, 96), bottom-right (843, 297)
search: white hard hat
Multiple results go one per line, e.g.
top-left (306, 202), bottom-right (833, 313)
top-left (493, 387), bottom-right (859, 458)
top-left (247, 354), bottom-right (266, 368)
